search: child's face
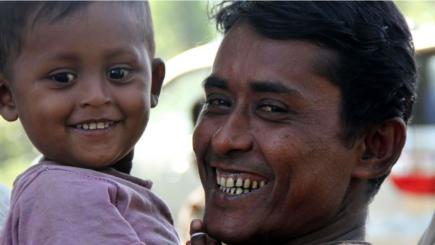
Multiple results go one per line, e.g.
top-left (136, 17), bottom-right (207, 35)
top-left (0, 3), bottom-right (163, 168)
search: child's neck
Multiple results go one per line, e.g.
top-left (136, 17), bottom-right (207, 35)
top-left (112, 151), bottom-right (134, 174)
top-left (42, 151), bottom-right (134, 174)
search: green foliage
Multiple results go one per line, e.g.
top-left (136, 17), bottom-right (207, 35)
top-left (396, 1), bottom-right (435, 28)
top-left (0, 119), bottom-right (38, 187)
top-left (150, 0), bottom-right (217, 59)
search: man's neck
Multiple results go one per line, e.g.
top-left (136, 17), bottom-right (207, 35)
top-left (280, 180), bottom-right (371, 245)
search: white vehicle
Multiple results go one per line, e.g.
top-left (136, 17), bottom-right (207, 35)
top-left (392, 25), bottom-right (435, 194)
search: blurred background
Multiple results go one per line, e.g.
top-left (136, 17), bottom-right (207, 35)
top-left (0, 1), bottom-right (434, 244)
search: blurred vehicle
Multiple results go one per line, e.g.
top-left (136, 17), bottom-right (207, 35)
top-left (391, 25), bottom-right (435, 195)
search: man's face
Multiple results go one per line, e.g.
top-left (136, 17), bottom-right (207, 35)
top-left (3, 3), bottom-right (158, 168)
top-left (193, 24), bottom-right (362, 243)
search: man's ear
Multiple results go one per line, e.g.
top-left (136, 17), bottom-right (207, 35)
top-left (150, 58), bottom-right (165, 108)
top-left (0, 74), bottom-right (18, 121)
top-left (352, 118), bottom-right (406, 179)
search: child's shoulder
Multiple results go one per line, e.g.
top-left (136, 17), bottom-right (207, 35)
top-left (4, 162), bottom-right (180, 244)
top-left (11, 160), bottom-right (161, 206)
top-left (15, 161), bottom-right (117, 188)
top-left (11, 162), bottom-right (119, 204)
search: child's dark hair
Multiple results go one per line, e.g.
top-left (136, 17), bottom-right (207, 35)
top-left (212, 1), bottom-right (417, 197)
top-left (0, 1), bottom-right (155, 78)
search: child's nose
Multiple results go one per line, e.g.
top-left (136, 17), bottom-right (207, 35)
top-left (79, 79), bottom-right (111, 107)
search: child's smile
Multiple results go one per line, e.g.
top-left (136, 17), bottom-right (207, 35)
top-left (73, 121), bottom-right (117, 131)
top-left (4, 3), bottom-right (160, 169)
top-left (69, 118), bottom-right (121, 138)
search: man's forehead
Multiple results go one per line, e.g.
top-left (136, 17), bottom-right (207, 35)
top-left (215, 23), bottom-right (341, 90)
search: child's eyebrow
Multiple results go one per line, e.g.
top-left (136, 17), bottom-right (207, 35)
top-left (43, 52), bottom-right (79, 63)
top-left (103, 47), bottom-right (141, 60)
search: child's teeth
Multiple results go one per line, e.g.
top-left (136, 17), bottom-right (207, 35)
top-left (97, 122), bottom-right (105, 129)
top-left (76, 121), bottom-right (114, 131)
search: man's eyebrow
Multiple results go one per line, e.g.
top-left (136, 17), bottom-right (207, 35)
top-left (250, 80), bottom-right (301, 96)
top-left (202, 75), bottom-right (228, 90)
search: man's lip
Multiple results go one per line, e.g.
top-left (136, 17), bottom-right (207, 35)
top-left (209, 163), bottom-right (270, 179)
top-left (214, 167), bottom-right (268, 181)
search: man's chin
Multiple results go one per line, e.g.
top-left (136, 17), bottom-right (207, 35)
top-left (204, 213), bottom-right (257, 245)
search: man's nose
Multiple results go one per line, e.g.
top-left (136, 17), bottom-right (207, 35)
top-left (79, 77), bottom-right (111, 107)
top-left (211, 112), bottom-right (254, 155)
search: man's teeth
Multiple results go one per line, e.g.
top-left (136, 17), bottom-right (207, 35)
top-left (75, 121), bottom-right (114, 130)
top-left (216, 175), bottom-right (267, 196)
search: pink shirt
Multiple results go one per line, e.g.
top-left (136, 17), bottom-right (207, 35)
top-left (0, 160), bottom-right (179, 245)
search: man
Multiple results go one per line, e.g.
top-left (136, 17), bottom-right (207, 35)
top-left (189, 1), bottom-right (416, 245)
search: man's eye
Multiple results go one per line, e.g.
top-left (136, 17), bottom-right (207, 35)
top-left (206, 98), bottom-right (231, 108)
top-left (203, 96), bottom-right (232, 114)
top-left (107, 67), bottom-right (131, 82)
top-left (49, 72), bottom-right (76, 84)
top-left (259, 104), bottom-right (287, 113)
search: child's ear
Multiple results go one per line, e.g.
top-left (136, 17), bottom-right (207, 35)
top-left (0, 74), bottom-right (18, 121)
top-left (351, 118), bottom-right (406, 179)
top-left (150, 58), bottom-right (165, 108)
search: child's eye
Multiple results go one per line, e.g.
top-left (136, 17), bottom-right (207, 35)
top-left (107, 67), bottom-right (132, 82)
top-left (49, 72), bottom-right (76, 84)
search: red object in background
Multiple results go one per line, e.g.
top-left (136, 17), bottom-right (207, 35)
top-left (391, 174), bottom-right (435, 194)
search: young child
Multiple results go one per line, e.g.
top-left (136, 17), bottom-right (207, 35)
top-left (0, 2), bottom-right (179, 244)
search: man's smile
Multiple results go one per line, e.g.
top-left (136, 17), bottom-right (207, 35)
top-left (215, 168), bottom-right (269, 196)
